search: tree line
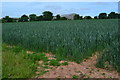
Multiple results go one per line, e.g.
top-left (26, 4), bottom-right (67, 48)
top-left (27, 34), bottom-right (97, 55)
top-left (1, 11), bottom-right (120, 23)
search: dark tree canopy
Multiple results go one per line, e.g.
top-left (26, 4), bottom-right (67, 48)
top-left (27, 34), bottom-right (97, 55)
top-left (19, 14), bottom-right (29, 22)
top-left (84, 16), bottom-right (92, 19)
top-left (74, 14), bottom-right (80, 20)
top-left (60, 17), bottom-right (67, 20)
top-left (79, 16), bottom-right (83, 19)
top-left (56, 14), bottom-right (61, 20)
top-left (1, 11), bottom-right (120, 23)
top-left (42, 11), bottom-right (53, 21)
top-left (2, 16), bottom-right (13, 22)
top-left (94, 16), bottom-right (98, 19)
top-left (108, 12), bottom-right (119, 19)
top-left (99, 13), bottom-right (107, 19)
top-left (29, 14), bottom-right (37, 21)
top-left (36, 15), bottom-right (43, 21)
top-left (118, 14), bottom-right (120, 19)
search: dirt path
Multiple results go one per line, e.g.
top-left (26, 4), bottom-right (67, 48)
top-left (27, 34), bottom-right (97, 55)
top-left (37, 52), bottom-right (119, 78)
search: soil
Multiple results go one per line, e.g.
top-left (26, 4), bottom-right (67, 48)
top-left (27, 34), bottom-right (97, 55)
top-left (37, 52), bottom-right (119, 78)
top-left (6, 45), bottom-right (119, 78)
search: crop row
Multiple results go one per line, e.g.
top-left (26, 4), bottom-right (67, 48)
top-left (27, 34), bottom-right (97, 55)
top-left (2, 19), bottom-right (119, 72)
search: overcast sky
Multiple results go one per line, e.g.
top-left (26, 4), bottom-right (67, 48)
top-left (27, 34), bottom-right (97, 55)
top-left (2, 2), bottom-right (118, 18)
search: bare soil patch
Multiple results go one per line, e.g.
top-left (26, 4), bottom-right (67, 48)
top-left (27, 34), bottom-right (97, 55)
top-left (38, 52), bottom-right (119, 78)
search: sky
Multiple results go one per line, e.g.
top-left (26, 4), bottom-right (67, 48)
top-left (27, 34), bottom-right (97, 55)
top-left (2, 2), bottom-right (118, 18)
top-left (1, 0), bottom-right (120, 2)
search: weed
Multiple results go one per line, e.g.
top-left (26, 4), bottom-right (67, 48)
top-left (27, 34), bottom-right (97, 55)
top-left (102, 73), bottom-right (106, 76)
top-left (43, 66), bottom-right (49, 69)
top-left (72, 75), bottom-right (79, 79)
top-left (2, 44), bottom-right (37, 78)
top-left (49, 60), bottom-right (60, 66)
top-left (43, 62), bottom-right (49, 65)
top-left (61, 62), bottom-right (68, 66)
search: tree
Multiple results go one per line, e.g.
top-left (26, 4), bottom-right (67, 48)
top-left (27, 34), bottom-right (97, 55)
top-left (36, 15), bottom-right (43, 21)
top-left (18, 18), bottom-right (22, 22)
top-left (29, 14), bottom-right (36, 21)
top-left (19, 14), bottom-right (29, 22)
top-left (2, 18), bottom-right (6, 23)
top-left (84, 16), bottom-right (92, 19)
top-left (79, 16), bottom-right (83, 20)
top-left (118, 14), bottom-right (120, 19)
top-left (94, 16), bottom-right (98, 19)
top-left (115, 13), bottom-right (119, 19)
top-left (108, 12), bottom-right (116, 19)
top-left (56, 14), bottom-right (61, 20)
top-left (2, 16), bottom-right (13, 22)
top-left (98, 13), bottom-right (107, 19)
top-left (74, 14), bottom-right (80, 20)
top-left (60, 17), bottom-right (67, 20)
top-left (42, 11), bottom-right (53, 21)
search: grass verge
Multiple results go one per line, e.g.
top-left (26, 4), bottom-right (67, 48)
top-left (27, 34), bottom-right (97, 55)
top-left (2, 44), bottom-right (37, 78)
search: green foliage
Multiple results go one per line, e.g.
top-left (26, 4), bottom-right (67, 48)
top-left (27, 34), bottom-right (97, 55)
top-left (42, 56), bottom-right (48, 62)
top-left (36, 15), bottom-right (43, 21)
top-left (61, 62), bottom-right (68, 66)
top-left (56, 14), bottom-right (61, 20)
top-left (2, 19), bottom-right (119, 72)
top-left (60, 17), bottom-right (67, 20)
top-left (94, 16), bottom-right (98, 19)
top-left (108, 12), bottom-right (118, 19)
top-left (28, 53), bottom-right (40, 62)
top-left (43, 62), bottom-right (49, 65)
top-left (43, 65), bottom-right (49, 69)
top-left (98, 13), bottom-right (107, 19)
top-left (28, 53), bottom-right (48, 63)
top-left (74, 14), bottom-right (80, 20)
top-left (12, 46), bottom-right (24, 53)
top-left (96, 40), bottom-right (120, 72)
top-left (19, 14), bottom-right (29, 22)
top-left (49, 60), bottom-right (60, 66)
top-left (2, 44), bottom-right (37, 78)
top-left (42, 11), bottom-right (53, 21)
top-left (84, 16), bottom-right (92, 19)
top-left (72, 75), bottom-right (79, 78)
top-left (2, 12), bottom-right (120, 23)
top-left (2, 16), bottom-right (13, 22)
top-left (29, 14), bottom-right (37, 21)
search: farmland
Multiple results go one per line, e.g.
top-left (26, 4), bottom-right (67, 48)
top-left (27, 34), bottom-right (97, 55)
top-left (2, 19), bottom-right (120, 75)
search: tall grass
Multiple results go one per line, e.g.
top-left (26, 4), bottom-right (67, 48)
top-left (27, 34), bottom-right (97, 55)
top-left (2, 44), bottom-right (37, 78)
